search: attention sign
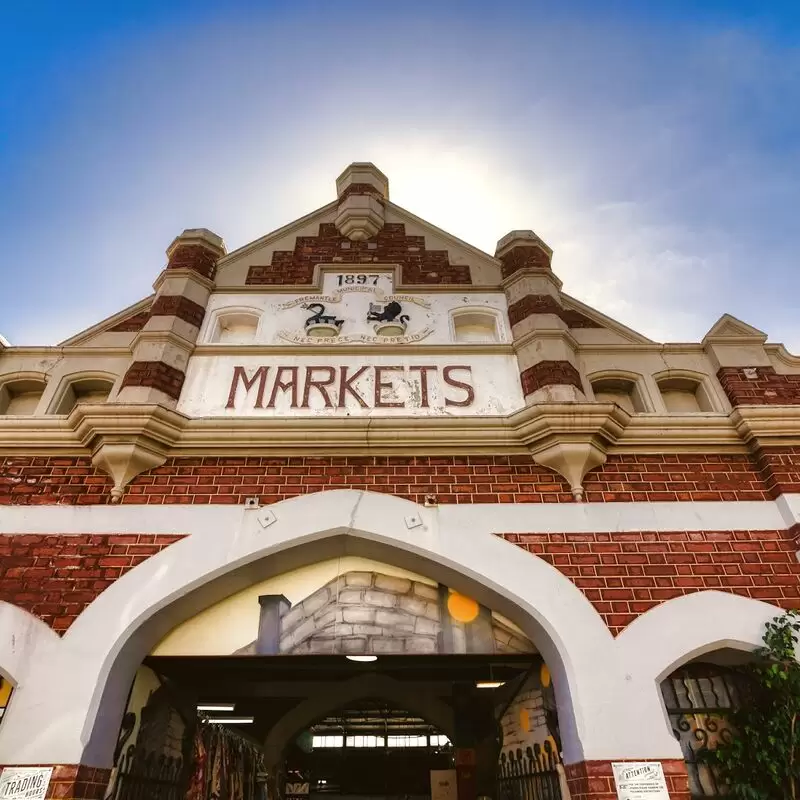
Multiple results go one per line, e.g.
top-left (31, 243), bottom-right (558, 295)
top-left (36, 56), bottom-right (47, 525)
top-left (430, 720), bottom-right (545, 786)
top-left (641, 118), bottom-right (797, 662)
top-left (612, 762), bottom-right (670, 800)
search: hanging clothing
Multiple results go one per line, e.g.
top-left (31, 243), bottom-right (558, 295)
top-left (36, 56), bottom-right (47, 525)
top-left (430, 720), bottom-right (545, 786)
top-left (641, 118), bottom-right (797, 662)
top-left (184, 722), bottom-right (268, 800)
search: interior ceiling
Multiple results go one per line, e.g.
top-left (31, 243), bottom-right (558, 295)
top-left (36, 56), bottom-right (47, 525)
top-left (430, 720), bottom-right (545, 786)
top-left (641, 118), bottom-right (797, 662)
top-left (145, 654), bottom-right (538, 740)
top-left (145, 654), bottom-right (537, 689)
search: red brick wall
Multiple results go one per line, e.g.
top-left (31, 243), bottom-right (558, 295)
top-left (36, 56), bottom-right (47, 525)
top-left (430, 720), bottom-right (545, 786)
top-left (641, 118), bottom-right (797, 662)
top-left (565, 760), bottom-right (689, 800)
top-left (167, 243), bottom-right (217, 280)
top-left (0, 765), bottom-right (112, 800)
top-left (520, 361), bottom-right (583, 394)
top-left (149, 294), bottom-right (206, 328)
top-left (500, 527), bottom-right (800, 634)
top-left (41, 765), bottom-right (112, 800)
top-left (0, 534), bottom-right (184, 632)
top-left (245, 223), bottom-right (471, 285)
top-left (507, 295), bottom-right (601, 329)
top-left (586, 453), bottom-right (770, 502)
top-left (108, 310), bottom-right (150, 332)
top-left (718, 367), bottom-right (800, 406)
top-left (120, 360), bottom-right (186, 400)
top-left (0, 453), bottom-right (783, 506)
top-left (497, 245), bottom-right (552, 279)
top-left (757, 447), bottom-right (800, 495)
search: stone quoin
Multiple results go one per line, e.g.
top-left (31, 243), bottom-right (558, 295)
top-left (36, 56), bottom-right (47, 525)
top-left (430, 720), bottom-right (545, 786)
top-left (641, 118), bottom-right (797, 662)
top-left (0, 163), bottom-right (799, 800)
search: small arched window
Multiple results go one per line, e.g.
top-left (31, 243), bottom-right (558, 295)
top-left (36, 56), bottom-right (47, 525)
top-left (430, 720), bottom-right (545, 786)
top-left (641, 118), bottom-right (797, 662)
top-left (52, 377), bottom-right (115, 415)
top-left (656, 376), bottom-right (714, 413)
top-left (208, 310), bottom-right (261, 344)
top-left (590, 376), bottom-right (646, 414)
top-left (451, 309), bottom-right (500, 343)
top-left (0, 376), bottom-right (47, 415)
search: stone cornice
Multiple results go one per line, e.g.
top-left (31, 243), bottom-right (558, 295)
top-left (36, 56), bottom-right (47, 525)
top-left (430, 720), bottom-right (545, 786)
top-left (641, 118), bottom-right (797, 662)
top-left (501, 267), bottom-right (563, 293)
top-left (5, 401), bottom-right (799, 501)
top-left (191, 343), bottom-right (516, 357)
top-left (0, 346), bottom-right (133, 358)
top-left (729, 406), bottom-right (800, 446)
top-left (152, 268), bottom-right (216, 294)
top-left (512, 327), bottom-right (580, 353)
top-left (0, 402), bottom-right (783, 458)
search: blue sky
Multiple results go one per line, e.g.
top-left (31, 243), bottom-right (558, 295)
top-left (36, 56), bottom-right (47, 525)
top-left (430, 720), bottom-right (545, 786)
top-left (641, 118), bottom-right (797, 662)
top-left (1, 0), bottom-right (799, 346)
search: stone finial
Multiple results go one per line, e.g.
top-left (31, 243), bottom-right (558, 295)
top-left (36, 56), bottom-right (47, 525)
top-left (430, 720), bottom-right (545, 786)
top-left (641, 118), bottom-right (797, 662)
top-left (336, 162), bottom-right (390, 200)
top-left (496, 230), bottom-right (554, 280)
top-left (166, 228), bottom-right (226, 260)
top-left (335, 163), bottom-right (388, 241)
top-left (165, 228), bottom-right (226, 280)
top-left (495, 230), bottom-right (553, 260)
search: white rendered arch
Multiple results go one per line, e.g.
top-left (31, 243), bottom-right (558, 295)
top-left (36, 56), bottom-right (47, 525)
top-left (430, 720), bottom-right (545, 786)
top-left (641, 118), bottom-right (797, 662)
top-left (615, 591), bottom-right (788, 744)
top-left (0, 601), bottom-right (60, 686)
top-left (616, 590), bottom-right (786, 683)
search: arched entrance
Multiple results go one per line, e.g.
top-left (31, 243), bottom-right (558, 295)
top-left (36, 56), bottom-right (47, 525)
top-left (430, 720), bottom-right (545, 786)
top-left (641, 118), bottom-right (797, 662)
top-left (111, 549), bottom-right (560, 799)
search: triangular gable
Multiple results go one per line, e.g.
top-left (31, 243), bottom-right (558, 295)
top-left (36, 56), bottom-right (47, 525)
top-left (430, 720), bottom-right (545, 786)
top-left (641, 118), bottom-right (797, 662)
top-left (216, 201), bottom-right (339, 272)
top-left (214, 199), bottom-right (502, 287)
top-left (58, 296), bottom-right (153, 347)
top-left (384, 201), bottom-right (502, 276)
top-left (560, 294), bottom-right (654, 343)
top-left (702, 313), bottom-right (767, 343)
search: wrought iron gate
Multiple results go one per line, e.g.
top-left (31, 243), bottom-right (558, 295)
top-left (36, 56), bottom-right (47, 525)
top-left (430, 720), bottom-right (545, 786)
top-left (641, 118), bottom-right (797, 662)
top-left (109, 744), bottom-right (185, 800)
top-left (497, 742), bottom-right (562, 800)
top-left (660, 664), bottom-right (742, 798)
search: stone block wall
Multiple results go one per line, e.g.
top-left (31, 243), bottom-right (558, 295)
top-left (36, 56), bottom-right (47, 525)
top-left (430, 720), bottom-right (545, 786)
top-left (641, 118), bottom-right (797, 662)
top-left (238, 571), bottom-right (535, 655)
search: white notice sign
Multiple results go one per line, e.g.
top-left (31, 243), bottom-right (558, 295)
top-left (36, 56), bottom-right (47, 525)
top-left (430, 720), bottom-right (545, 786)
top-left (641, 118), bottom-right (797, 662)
top-left (0, 767), bottom-right (53, 800)
top-left (430, 769), bottom-right (458, 800)
top-left (612, 762), bottom-right (670, 800)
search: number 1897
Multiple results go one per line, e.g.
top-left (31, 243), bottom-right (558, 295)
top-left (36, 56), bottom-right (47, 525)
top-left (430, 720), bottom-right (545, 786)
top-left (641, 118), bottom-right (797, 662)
top-left (337, 274), bottom-right (380, 285)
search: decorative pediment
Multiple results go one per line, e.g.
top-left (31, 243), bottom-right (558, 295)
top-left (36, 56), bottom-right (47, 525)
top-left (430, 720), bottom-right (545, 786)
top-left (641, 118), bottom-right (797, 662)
top-left (703, 313), bottom-right (767, 343)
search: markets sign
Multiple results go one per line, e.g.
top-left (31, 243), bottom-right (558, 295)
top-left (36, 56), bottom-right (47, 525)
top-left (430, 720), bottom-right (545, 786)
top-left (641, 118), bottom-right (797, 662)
top-left (177, 355), bottom-right (525, 418)
top-left (0, 767), bottom-right (53, 800)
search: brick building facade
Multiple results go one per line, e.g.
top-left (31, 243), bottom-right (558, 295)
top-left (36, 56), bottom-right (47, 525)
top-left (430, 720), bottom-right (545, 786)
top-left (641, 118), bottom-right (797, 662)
top-left (1, 163), bottom-right (799, 800)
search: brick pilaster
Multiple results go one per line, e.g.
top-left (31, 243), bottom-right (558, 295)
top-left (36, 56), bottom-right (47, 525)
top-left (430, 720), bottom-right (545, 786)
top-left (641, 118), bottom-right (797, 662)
top-left (717, 366), bottom-right (800, 406)
top-left (0, 765), bottom-right (112, 800)
top-left (497, 231), bottom-right (586, 403)
top-left (565, 760), bottom-right (690, 800)
top-left (117, 228), bottom-right (224, 407)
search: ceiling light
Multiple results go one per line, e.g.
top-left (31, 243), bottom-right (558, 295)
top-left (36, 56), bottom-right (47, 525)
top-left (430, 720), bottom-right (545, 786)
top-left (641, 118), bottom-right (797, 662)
top-left (197, 704), bottom-right (235, 712)
top-left (207, 717), bottom-right (254, 725)
top-left (476, 681), bottom-right (505, 689)
top-left (346, 655), bottom-right (378, 662)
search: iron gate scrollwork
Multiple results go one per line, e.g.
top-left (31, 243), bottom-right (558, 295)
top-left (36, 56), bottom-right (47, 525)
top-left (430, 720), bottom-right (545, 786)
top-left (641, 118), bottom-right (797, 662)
top-left (497, 742), bottom-right (562, 800)
top-left (110, 744), bottom-right (185, 800)
top-left (660, 664), bottom-right (743, 798)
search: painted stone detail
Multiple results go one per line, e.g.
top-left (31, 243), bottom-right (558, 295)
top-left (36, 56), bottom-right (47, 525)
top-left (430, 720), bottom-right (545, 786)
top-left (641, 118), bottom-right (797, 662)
top-left (234, 571), bottom-right (535, 656)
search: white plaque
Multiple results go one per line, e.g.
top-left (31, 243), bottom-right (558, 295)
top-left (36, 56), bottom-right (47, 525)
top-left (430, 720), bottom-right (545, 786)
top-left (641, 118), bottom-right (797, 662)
top-left (430, 769), bottom-right (458, 800)
top-left (612, 762), bottom-right (670, 800)
top-left (0, 767), bottom-right (53, 800)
